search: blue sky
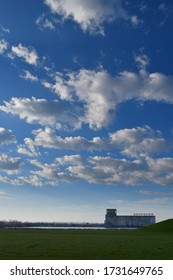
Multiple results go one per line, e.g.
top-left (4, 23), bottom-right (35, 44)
top-left (0, 0), bottom-right (173, 223)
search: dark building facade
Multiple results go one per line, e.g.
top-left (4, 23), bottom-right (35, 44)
top-left (105, 209), bottom-right (155, 227)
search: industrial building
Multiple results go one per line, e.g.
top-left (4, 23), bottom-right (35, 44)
top-left (105, 209), bottom-right (155, 227)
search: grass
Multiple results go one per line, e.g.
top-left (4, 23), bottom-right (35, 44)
top-left (0, 219), bottom-right (172, 259)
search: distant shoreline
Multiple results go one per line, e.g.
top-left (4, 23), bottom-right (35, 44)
top-left (0, 225), bottom-right (139, 230)
top-left (0, 221), bottom-right (140, 229)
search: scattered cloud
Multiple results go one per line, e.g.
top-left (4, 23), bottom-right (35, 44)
top-left (44, 0), bottom-right (128, 35)
top-left (0, 97), bottom-right (80, 129)
top-left (2, 54), bottom-right (171, 131)
top-left (0, 154), bottom-right (22, 174)
top-left (110, 126), bottom-right (171, 158)
top-left (0, 124), bottom-right (172, 187)
top-left (18, 175), bottom-right (57, 187)
top-left (10, 43), bottom-right (39, 65)
top-left (20, 70), bottom-right (38, 82)
top-left (0, 175), bottom-right (23, 186)
top-left (130, 15), bottom-right (141, 27)
top-left (139, 2), bottom-right (148, 13)
top-left (0, 24), bottom-right (10, 33)
top-left (0, 39), bottom-right (8, 54)
top-left (17, 138), bottom-right (40, 157)
top-left (31, 127), bottom-right (106, 151)
top-left (158, 3), bottom-right (173, 26)
top-left (2, 57), bottom-right (173, 131)
top-left (42, 68), bottom-right (173, 129)
top-left (36, 13), bottom-right (55, 30)
top-left (30, 125), bottom-right (171, 159)
top-left (10, 125), bottom-right (171, 181)
top-left (25, 152), bottom-right (173, 187)
top-left (0, 173), bottom-right (57, 187)
top-left (44, 69), bottom-right (118, 129)
top-left (138, 190), bottom-right (173, 196)
top-left (14, 126), bottom-right (173, 162)
top-left (29, 159), bottom-right (77, 182)
top-left (0, 127), bottom-right (16, 145)
top-left (134, 54), bottom-right (149, 70)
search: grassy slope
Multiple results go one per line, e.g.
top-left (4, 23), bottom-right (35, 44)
top-left (0, 220), bottom-right (172, 260)
top-left (137, 219), bottom-right (173, 233)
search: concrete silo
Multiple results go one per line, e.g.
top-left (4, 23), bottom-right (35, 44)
top-left (105, 209), bottom-right (155, 227)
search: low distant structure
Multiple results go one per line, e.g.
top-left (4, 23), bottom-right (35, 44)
top-left (105, 209), bottom-right (155, 228)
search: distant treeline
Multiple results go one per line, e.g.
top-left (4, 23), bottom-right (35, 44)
top-left (0, 220), bottom-right (104, 228)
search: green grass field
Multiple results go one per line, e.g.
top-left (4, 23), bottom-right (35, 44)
top-left (0, 219), bottom-right (172, 260)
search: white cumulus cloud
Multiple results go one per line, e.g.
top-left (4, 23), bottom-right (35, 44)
top-left (44, 68), bottom-right (173, 129)
top-left (32, 127), bottom-right (106, 151)
top-left (0, 97), bottom-right (80, 129)
top-left (11, 43), bottom-right (39, 65)
top-left (44, 0), bottom-right (128, 35)
top-left (23, 150), bottom-right (173, 187)
top-left (24, 125), bottom-right (172, 160)
top-left (110, 126), bottom-right (171, 158)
